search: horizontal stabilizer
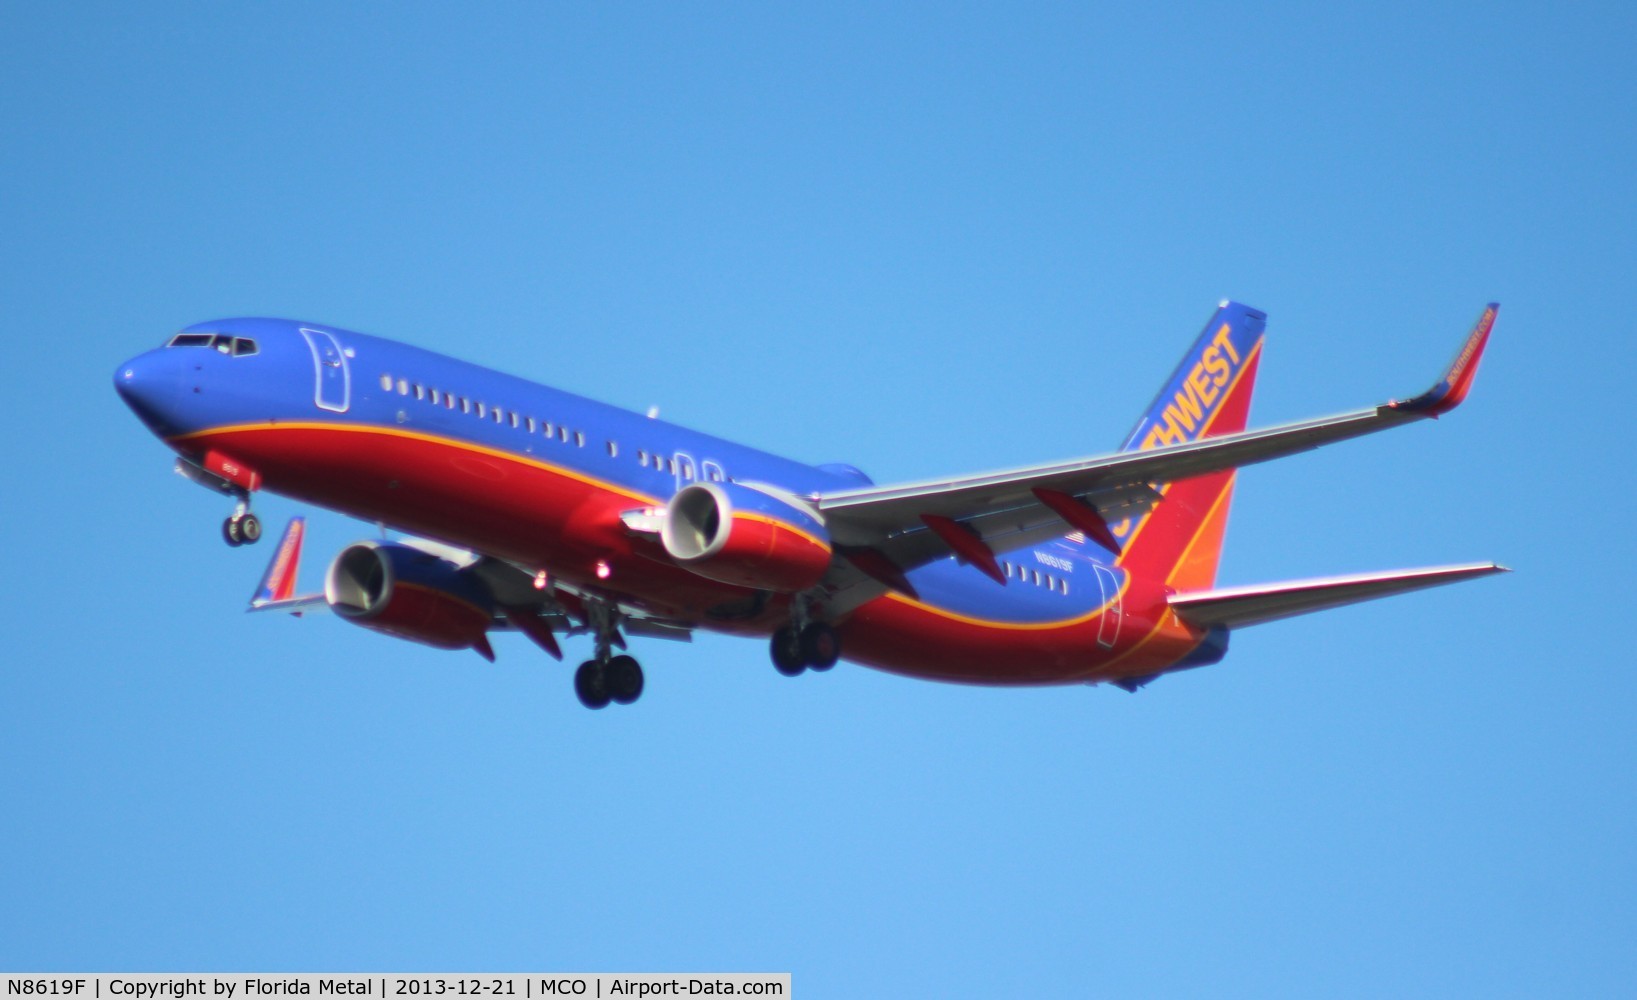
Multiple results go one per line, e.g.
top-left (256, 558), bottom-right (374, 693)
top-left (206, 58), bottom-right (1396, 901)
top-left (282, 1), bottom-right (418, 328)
top-left (1169, 562), bottom-right (1508, 630)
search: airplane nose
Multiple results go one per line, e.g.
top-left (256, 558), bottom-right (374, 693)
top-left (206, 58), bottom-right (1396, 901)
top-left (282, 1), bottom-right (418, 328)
top-left (115, 351), bottom-right (181, 434)
top-left (114, 354), bottom-right (154, 406)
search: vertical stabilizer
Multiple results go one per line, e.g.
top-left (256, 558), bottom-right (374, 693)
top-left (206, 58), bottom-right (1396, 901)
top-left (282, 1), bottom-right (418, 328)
top-left (1111, 302), bottom-right (1265, 590)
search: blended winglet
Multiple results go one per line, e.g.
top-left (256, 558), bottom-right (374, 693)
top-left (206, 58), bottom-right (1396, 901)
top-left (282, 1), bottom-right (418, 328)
top-left (250, 517), bottom-right (305, 605)
top-left (1391, 303), bottom-right (1498, 417)
top-left (247, 517), bottom-right (327, 614)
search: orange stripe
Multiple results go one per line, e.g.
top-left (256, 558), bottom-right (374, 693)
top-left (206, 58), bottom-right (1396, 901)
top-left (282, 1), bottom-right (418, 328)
top-left (1115, 338), bottom-right (1263, 555)
top-left (880, 571), bottom-right (1127, 632)
top-left (1098, 477), bottom-right (1237, 671)
top-left (177, 420), bottom-right (665, 505)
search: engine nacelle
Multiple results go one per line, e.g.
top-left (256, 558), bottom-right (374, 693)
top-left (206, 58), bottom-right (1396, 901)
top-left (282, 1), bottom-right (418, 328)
top-left (324, 541), bottom-right (494, 654)
top-left (661, 481), bottom-right (832, 593)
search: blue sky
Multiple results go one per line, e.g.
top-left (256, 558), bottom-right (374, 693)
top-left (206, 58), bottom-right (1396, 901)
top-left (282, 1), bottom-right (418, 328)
top-left (3, 3), bottom-right (1633, 995)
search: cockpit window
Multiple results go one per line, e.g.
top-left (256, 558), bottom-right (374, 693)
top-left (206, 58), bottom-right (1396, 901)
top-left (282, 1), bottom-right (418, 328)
top-left (165, 333), bottom-right (258, 356)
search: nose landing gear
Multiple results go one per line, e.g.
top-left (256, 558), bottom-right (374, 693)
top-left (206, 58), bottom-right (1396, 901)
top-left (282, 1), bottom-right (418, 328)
top-left (222, 495), bottom-right (262, 547)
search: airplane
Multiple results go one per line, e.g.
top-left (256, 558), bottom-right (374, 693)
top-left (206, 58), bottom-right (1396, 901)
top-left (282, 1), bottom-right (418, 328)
top-left (113, 301), bottom-right (1505, 708)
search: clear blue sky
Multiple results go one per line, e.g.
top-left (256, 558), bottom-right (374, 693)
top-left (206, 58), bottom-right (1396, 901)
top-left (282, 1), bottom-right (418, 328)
top-left (3, 3), bottom-right (1633, 995)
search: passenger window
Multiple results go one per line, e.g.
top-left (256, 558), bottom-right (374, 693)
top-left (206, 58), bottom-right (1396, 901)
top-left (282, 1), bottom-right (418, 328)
top-left (560, 427), bottom-right (570, 443)
top-left (380, 374), bottom-right (392, 391)
top-left (1032, 570), bottom-right (1042, 586)
top-left (607, 441), bottom-right (618, 457)
top-left (493, 408), bottom-right (503, 424)
top-left (575, 431), bottom-right (585, 447)
top-left (397, 379), bottom-right (409, 395)
top-left (430, 389), bottom-right (441, 404)
top-left (527, 417), bottom-right (536, 433)
top-left (510, 412), bottom-right (520, 429)
top-left (461, 398), bottom-right (471, 414)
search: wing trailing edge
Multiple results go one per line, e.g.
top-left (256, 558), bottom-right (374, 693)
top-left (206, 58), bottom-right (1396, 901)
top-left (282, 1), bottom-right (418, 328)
top-left (1168, 562), bottom-right (1508, 630)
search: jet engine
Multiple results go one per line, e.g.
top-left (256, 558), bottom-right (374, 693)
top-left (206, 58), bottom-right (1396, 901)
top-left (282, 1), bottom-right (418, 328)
top-left (661, 482), bottom-right (832, 593)
top-left (324, 541), bottom-right (496, 657)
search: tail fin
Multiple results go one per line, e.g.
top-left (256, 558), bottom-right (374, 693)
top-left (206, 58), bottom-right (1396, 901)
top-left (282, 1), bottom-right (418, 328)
top-left (1110, 301), bottom-right (1265, 590)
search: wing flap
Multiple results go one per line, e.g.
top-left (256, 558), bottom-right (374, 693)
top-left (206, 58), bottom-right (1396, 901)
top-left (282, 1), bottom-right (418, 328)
top-left (1168, 562), bottom-right (1508, 630)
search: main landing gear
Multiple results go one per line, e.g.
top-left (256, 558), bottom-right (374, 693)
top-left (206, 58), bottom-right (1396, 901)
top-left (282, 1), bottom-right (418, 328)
top-left (222, 494), bottom-right (261, 547)
top-left (574, 598), bottom-right (644, 710)
top-left (575, 654), bottom-right (644, 710)
top-left (770, 622), bottom-right (840, 677)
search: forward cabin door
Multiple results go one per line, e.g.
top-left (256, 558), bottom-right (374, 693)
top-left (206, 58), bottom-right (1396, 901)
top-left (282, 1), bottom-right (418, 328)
top-left (300, 328), bottom-right (350, 413)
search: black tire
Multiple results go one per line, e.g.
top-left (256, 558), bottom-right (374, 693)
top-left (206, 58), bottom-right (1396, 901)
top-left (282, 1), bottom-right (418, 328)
top-left (606, 655), bottom-right (644, 705)
top-left (223, 516), bottom-right (243, 547)
top-left (574, 660), bottom-right (611, 709)
top-left (239, 513), bottom-right (262, 544)
top-left (770, 627), bottom-right (805, 676)
top-left (800, 623), bottom-right (841, 671)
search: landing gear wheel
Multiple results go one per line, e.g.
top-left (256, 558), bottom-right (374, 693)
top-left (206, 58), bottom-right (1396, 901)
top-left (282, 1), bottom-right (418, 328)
top-left (223, 516), bottom-right (244, 547)
top-left (574, 660), bottom-right (611, 710)
top-left (800, 623), bottom-right (840, 671)
top-left (606, 655), bottom-right (644, 705)
top-left (238, 512), bottom-right (262, 544)
top-left (771, 627), bottom-right (806, 676)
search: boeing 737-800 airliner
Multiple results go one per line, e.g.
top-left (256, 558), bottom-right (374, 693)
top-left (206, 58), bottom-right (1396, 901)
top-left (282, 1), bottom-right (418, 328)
top-left (114, 302), bottom-right (1503, 708)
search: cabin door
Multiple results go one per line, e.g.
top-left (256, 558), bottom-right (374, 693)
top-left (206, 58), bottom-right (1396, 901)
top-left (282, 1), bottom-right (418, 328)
top-left (299, 328), bottom-right (350, 413)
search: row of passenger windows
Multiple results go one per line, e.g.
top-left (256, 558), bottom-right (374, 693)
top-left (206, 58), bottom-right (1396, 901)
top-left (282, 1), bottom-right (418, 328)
top-left (1002, 560), bottom-right (1070, 595)
top-left (378, 371), bottom-right (726, 482)
top-left (382, 372), bottom-right (588, 446)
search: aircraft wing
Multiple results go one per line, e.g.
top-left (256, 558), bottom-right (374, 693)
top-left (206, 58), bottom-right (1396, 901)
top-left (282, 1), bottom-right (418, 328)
top-left (815, 304), bottom-right (1497, 586)
top-left (1167, 562), bottom-right (1508, 629)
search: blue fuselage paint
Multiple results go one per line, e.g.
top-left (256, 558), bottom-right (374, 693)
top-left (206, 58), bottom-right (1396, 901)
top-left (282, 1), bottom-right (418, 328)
top-left (116, 317), bottom-right (1185, 685)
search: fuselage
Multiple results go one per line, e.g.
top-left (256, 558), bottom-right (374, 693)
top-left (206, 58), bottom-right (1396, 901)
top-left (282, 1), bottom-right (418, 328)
top-left (115, 318), bottom-right (1221, 686)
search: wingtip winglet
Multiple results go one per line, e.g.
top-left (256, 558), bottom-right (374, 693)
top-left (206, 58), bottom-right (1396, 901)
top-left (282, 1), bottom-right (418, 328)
top-left (1392, 303), bottom-right (1499, 417)
top-left (249, 516), bottom-right (306, 607)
